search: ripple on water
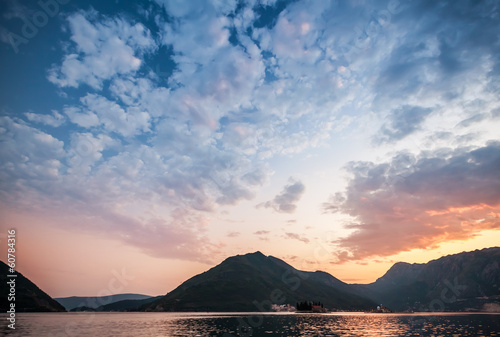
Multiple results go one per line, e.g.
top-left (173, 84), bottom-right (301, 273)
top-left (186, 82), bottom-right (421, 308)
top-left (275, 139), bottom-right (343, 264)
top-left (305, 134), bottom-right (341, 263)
top-left (3, 312), bottom-right (500, 337)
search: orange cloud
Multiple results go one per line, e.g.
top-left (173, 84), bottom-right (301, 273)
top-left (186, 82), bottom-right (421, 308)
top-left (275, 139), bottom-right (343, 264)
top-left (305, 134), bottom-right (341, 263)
top-left (324, 142), bottom-right (500, 262)
top-left (426, 203), bottom-right (497, 216)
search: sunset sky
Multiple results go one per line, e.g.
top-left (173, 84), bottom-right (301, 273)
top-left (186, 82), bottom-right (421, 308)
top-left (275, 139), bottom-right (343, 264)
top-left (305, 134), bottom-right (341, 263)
top-left (1, 0), bottom-right (499, 298)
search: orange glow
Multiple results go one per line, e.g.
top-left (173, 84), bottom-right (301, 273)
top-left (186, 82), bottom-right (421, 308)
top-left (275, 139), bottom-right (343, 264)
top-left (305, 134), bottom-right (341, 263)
top-left (326, 230), bottom-right (500, 284)
top-left (426, 203), bottom-right (497, 216)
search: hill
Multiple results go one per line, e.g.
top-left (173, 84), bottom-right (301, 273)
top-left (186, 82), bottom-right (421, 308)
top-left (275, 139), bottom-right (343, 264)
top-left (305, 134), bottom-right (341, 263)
top-left (10, 247), bottom-right (499, 313)
top-left (94, 295), bottom-right (162, 311)
top-left (55, 293), bottom-right (154, 311)
top-left (142, 251), bottom-right (376, 312)
top-left (0, 261), bottom-right (65, 312)
top-left (69, 296), bottom-right (162, 312)
top-left (355, 247), bottom-right (500, 312)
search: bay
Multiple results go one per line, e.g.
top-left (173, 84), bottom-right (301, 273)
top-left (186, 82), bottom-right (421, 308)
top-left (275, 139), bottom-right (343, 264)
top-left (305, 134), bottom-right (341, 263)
top-left (2, 312), bottom-right (499, 337)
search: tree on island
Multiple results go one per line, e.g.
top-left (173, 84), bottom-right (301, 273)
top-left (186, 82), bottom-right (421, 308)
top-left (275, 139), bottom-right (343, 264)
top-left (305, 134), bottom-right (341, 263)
top-left (296, 301), bottom-right (324, 311)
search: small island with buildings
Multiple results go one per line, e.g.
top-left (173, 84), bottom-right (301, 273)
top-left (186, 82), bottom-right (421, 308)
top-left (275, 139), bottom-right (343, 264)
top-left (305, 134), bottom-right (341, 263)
top-left (295, 301), bottom-right (328, 313)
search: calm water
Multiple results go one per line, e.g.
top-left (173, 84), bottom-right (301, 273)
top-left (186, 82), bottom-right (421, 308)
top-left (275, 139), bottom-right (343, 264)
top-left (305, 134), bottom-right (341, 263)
top-left (1, 312), bottom-right (499, 337)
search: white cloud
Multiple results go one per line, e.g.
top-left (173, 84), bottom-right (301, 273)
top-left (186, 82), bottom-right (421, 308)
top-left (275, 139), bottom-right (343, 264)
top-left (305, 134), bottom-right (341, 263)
top-left (82, 94), bottom-right (151, 137)
top-left (63, 106), bottom-right (100, 128)
top-left (25, 110), bottom-right (65, 127)
top-left (0, 117), bottom-right (65, 164)
top-left (67, 132), bottom-right (119, 175)
top-left (158, 0), bottom-right (233, 67)
top-left (48, 11), bottom-right (157, 89)
top-left (109, 77), bottom-right (171, 118)
top-left (0, 117), bottom-right (65, 207)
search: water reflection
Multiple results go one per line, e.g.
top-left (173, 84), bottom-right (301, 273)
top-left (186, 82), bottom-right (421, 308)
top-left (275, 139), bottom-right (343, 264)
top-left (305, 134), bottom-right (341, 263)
top-left (3, 312), bottom-right (500, 337)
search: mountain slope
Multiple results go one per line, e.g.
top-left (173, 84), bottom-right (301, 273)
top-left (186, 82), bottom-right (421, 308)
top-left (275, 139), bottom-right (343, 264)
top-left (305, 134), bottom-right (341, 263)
top-left (95, 296), bottom-right (162, 311)
top-left (143, 251), bottom-right (375, 312)
top-left (357, 247), bottom-right (500, 311)
top-left (55, 293), bottom-right (153, 311)
top-left (0, 261), bottom-right (66, 312)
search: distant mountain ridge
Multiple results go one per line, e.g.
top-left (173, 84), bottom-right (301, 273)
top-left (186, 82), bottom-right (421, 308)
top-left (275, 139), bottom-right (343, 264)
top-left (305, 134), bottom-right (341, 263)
top-left (92, 295), bottom-right (162, 312)
top-left (142, 251), bottom-right (376, 312)
top-left (0, 261), bottom-right (65, 312)
top-left (142, 248), bottom-right (500, 313)
top-left (355, 247), bottom-right (500, 312)
top-left (3, 247), bottom-right (499, 313)
top-left (55, 293), bottom-right (154, 311)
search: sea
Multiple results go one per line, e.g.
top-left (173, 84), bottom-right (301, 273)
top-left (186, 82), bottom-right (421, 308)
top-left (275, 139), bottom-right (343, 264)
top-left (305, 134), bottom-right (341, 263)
top-left (1, 312), bottom-right (499, 336)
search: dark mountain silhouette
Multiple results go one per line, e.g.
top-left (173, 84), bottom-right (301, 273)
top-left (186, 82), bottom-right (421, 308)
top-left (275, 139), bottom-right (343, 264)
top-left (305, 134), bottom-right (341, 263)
top-left (0, 261), bottom-right (65, 312)
top-left (94, 295), bottom-right (162, 311)
top-left (69, 295), bottom-right (162, 312)
top-left (354, 247), bottom-right (500, 312)
top-left (55, 293), bottom-right (154, 311)
top-left (142, 251), bottom-right (376, 312)
top-left (6, 247), bottom-right (499, 313)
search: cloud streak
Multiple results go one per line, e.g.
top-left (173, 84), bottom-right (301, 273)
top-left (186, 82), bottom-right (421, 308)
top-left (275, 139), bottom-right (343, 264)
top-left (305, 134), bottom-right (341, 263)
top-left (284, 232), bottom-right (310, 244)
top-left (259, 179), bottom-right (305, 213)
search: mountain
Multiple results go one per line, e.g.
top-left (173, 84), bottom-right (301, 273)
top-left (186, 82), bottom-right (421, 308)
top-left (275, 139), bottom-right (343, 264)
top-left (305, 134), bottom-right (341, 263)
top-left (8, 247), bottom-right (497, 313)
top-left (94, 295), bottom-right (162, 311)
top-left (69, 295), bottom-right (162, 312)
top-left (356, 247), bottom-right (500, 312)
top-left (55, 293), bottom-right (153, 311)
top-left (0, 261), bottom-right (66, 312)
top-left (142, 251), bottom-right (376, 312)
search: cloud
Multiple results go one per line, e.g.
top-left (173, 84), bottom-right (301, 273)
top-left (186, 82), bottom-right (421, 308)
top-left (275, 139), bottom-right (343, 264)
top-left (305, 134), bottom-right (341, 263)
top-left (108, 77), bottom-right (171, 118)
top-left (323, 141), bottom-right (500, 262)
top-left (67, 132), bottom-right (119, 175)
top-left (0, 117), bottom-right (65, 166)
top-left (226, 231), bottom-right (240, 238)
top-left (259, 178), bottom-right (305, 213)
top-left (60, 205), bottom-right (217, 264)
top-left (3, 0), bottom-right (500, 266)
top-left (254, 230), bottom-right (270, 235)
top-left (375, 105), bottom-right (433, 143)
top-left (457, 113), bottom-right (491, 128)
top-left (0, 116), bottom-right (219, 263)
top-left (241, 166), bottom-right (272, 186)
top-left (369, 0), bottom-right (500, 116)
top-left (63, 106), bottom-right (99, 128)
top-left (81, 94), bottom-right (151, 137)
top-left (110, 208), bottom-right (216, 263)
top-left (0, 117), bottom-right (65, 207)
top-left (48, 11), bottom-right (157, 89)
top-left (25, 110), bottom-right (65, 127)
top-left (284, 232), bottom-right (309, 244)
top-left (253, 230), bottom-right (270, 241)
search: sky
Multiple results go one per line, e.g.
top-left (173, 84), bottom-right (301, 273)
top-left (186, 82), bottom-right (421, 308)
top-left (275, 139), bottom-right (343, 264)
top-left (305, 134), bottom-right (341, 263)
top-left (0, 0), bottom-right (499, 298)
